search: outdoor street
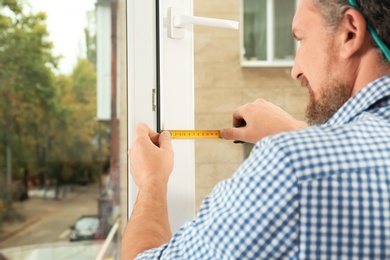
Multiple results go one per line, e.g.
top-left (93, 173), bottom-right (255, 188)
top-left (0, 184), bottom-right (100, 249)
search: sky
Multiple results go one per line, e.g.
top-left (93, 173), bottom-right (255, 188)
top-left (28, 0), bottom-right (96, 74)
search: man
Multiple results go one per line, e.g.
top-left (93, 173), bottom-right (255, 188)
top-left (121, 0), bottom-right (390, 259)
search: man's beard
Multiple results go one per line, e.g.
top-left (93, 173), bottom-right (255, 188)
top-left (301, 76), bottom-right (352, 125)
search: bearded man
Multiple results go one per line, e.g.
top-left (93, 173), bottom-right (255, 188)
top-left (122, 0), bottom-right (390, 259)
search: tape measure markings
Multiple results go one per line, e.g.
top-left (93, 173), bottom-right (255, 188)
top-left (165, 130), bottom-right (221, 139)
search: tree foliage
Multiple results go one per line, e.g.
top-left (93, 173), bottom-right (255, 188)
top-left (0, 0), bottom-right (107, 194)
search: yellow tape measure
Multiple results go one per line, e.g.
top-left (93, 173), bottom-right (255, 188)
top-left (165, 130), bottom-right (221, 139)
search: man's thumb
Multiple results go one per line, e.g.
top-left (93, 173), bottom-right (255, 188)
top-left (220, 127), bottom-right (240, 140)
top-left (159, 131), bottom-right (172, 149)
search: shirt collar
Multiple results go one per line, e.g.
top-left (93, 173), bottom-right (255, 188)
top-left (325, 74), bottom-right (390, 126)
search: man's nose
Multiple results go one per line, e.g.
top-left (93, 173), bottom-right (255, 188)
top-left (291, 59), bottom-right (303, 80)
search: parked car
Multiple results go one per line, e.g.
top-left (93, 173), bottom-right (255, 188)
top-left (69, 215), bottom-right (100, 242)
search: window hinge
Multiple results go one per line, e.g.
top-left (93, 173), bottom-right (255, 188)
top-left (152, 89), bottom-right (157, 111)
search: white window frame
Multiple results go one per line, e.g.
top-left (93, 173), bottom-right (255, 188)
top-left (240, 0), bottom-right (299, 67)
top-left (127, 0), bottom-right (195, 233)
top-left (126, 0), bottom-right (158, 224)
top-left (128, 0), bottom-right (298, 235)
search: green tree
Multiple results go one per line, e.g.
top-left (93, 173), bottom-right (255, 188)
top-left (0, 0), bottom-right (104, 206)
top-left (49, 59), bottom-right (104, 186)
top-left (0, 0), bottom-right (65, 222)
top-left (0, 0), bottom-right (59, 188)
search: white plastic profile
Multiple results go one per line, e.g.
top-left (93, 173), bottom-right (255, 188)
top-left (174, 15), bottom-right (239, 30)
top-left (168, 6), bottom-right (239, 39)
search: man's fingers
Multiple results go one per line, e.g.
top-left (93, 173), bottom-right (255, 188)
top-left (136, 123), bottom-right (149, 137)
top-left (232, 107), bottom-right (245, 125)
top-left (158, 131), bottom-right (172, 150)
top-left (135, 123), bottom-right (160, 145)
top-left (149, 131), bottom-right (160, 146)
top-left (220, 127), bottom-right (244, 141)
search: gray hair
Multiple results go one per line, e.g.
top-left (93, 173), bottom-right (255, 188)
top-left (313, 0), bottom-right (390, 64)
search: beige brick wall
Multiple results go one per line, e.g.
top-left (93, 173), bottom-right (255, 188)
top-left (194, 0), bottom-right (307, 210)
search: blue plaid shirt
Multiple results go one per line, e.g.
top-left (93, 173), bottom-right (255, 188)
top-left (135, 75), bottom-right (390, 259)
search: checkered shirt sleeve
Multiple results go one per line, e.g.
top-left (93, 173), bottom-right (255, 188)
top-left (136, 138), bottom-right (300, 260)
top-left (134, 75), bottom-right (390, 260)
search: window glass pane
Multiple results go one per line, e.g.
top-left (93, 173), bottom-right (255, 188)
top-left (0, 0), bottom-right (119, 258)
top-left (243, 0), bottom-right (267, 61)
top-left (274, 0), bottom-right (295, 60)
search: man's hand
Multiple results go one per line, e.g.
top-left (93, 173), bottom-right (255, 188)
top-left (129, 123), bottom-right (174, 189)
top-left (220, 99), bottom-right (307, 144)
top-left (121, 123), bottom-right (174, 260)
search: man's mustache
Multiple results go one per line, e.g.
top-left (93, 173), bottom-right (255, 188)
top-left (301, 76), bottom-right (310, 89)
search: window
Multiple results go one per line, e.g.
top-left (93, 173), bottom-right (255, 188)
top-left (0, 0), bottom-right (120, 258)
top-left (126, 0), bottom-right (306, 235)
top-left (241, 0), bottom-right (298, 67)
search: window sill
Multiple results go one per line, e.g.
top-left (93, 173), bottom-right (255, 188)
top-left (240, 60), bottom-right (294, 68)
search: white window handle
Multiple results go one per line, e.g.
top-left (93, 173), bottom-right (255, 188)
top-left (169, 7), bottom-right (239, 39)
top-left (174, 15), bottom-right (239, 30)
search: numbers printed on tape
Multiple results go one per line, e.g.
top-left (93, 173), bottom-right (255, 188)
top-left (165, 130), bottom-right (221, 139)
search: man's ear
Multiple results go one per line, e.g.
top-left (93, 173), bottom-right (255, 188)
top-left (339, 8), bottom-right (368, 60)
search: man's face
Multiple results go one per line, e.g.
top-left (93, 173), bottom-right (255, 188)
top-left (302, 75), bottom-right (352, 125)
top-left (291, 0), bottom-right (353, 125)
